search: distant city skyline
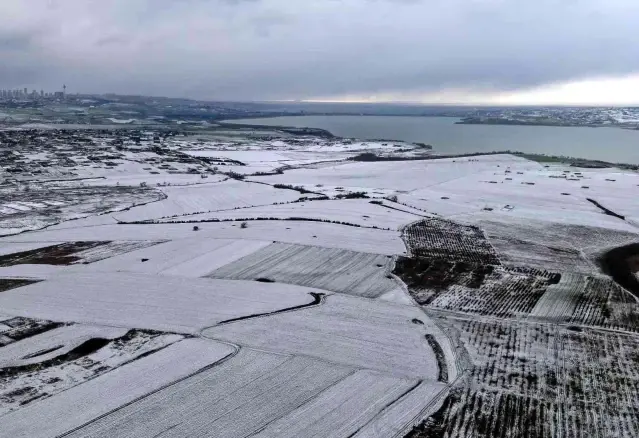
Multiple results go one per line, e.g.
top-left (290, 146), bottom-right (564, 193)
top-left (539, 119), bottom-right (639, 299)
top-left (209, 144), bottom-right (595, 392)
top-left (0, 86), bottom-right (66, 100)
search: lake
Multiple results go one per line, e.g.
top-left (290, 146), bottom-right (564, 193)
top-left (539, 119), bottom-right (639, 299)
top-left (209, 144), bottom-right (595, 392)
top-left (227, 116), bottom-right (639, 165)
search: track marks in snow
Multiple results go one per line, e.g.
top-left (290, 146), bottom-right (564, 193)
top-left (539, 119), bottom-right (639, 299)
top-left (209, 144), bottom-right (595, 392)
top-left (83, 238), bottom-right (270, 277)
top-left (64, 350), bottom-right (355, 438)
top-left (251, 370), bottom-right (419, 438)
top-left (351, 380), bottom-right (447, 438)
top-left (209, 242), bottom-right (397, 298)
top-left (1, 339), bottom-right (236, 438)
top-left (206, 294), bottom-right (442, 380)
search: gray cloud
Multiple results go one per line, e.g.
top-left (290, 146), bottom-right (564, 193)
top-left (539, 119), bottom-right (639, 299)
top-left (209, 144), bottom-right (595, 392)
top-left (1, 0), bottom-right (638, 101)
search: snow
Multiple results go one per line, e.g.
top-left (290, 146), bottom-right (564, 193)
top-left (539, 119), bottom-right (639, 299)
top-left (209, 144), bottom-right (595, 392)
top-left (84, 173), bottom-right (227, 187)
top-left (341, 380), bottom-right (447, 438)
top-left (209, 242), bottom-right (398, 298)
top-left (0, 241), bottom-right (62, 256)
top-left (1, 220), bottom-right (406, 255)
top-left (529, 273), bottom-right (587, 320)
top-left (5, 137), bottom-right (639, 436)
top-left (186, 150), bottom-right (293, 163)
top-left (1, 339), bottom-right (235, 438)
top-left (170, 198), bottom-right (423, 230)
top-left (0, 331), bottom-right (185, 416)
top-left (64, 349), bottom-right (355, 438)
top-left (0, 271), bottom-right (329, 334)
top-left (4, 203), bottom-right (32, 212)
top-left (378, 287), bottom-right (415, 305)
top-left (0, 264), bottom-right (71, 279)
top-left (206, 293), bottom-right (442, 379)
top-left (0, 324), bottom-right (129, 368)
top-left (114, 180), bottom-right (302, 222)
top-left (83, 237), bottom-right (270, 277)
top-left (252, 154), bottom-right (537, 193)
top-left (251, 370), bottom-right (420, 438)
top-left (106, 118), bottom-right (135, 124)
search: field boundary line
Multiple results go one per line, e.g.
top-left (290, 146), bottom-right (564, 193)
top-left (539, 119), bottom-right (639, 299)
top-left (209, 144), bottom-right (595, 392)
top-left (55, 339), bottom-right (241, 438)
top-left (244, 368), bottom-right (359, 438)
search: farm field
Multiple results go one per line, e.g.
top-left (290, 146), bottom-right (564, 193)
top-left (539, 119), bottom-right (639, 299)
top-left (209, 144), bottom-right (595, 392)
top-left (0, 323), bottom-right (183, 415)
top-left (64, 350), bottom-right (411, 438)
top-left (0, 184), bottom-right (161, 236)
top-left (0, 271), bottom-right (325, 333)
top-left (1, 339), bottom-right (235, 438)
top-left (83, 237), bottom-right (270, 277)
top-left (0, 240), bottom-right (163, 267)
top-left (158, 198), bottom-right (424, 230)
top-left (409, 315), bottom-right (639, 438)
top-left (0, 220), bottom-right (407, 255)
top-left (252, 154), bottom-right (536, 194)
top-left (209, 242), bottom-right (398, 298)
top-left (113, 180), bottom-right (303, 222)
top-left (2, 125), bottom-right (639, 437)
top-left (206, 293), bottom-right (447, 380)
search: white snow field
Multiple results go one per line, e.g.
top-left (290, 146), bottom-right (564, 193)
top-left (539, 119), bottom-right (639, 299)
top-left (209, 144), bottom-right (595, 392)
top-left (249, 370), bottom-right (428, 438)
top-left (206, 293), bottom-right (442, 380)
top-left (0, 272), bottom-right (326, 333)
top-left (165, 198), bottom-right (423, 230)
top-left (65, 349), bottom-right (355, 438)
top-left (252, 154), bottom-right (537, 194)
top-left (82, 237), bottom-right (271, 277)
top-left (403, 164), bottom-right (639, 230)
top-left (1, 339), bottom-right (236, 438)
top-left (351, 379), bottom-right (447, 438)
top-left (1, 220), bottom-right (407, 255)
top-left (209, 242), bottom-right (398, 298)
top-left (58, 348), bottom-right (442, 438)
top-left (114, 180), bottom-right (302, 222)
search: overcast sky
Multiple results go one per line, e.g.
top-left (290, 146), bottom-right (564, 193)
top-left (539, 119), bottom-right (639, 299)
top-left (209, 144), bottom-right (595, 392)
top-left (2, 0), bottom-right (639, 104)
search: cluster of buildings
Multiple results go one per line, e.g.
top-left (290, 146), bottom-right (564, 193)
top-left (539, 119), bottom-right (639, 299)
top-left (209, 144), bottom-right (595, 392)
top-left (0, 87), bottom-right (66, 101)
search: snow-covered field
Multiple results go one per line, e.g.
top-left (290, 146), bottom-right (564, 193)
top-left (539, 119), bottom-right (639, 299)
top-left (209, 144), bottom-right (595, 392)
top-left (206, 293), bottom-right (444, 379)
top-left (252, 154), bottom-right (536, 194)
top-left (0, 272), bottom-right (326, 333)
top-left (82, 237), bottom-right (270, 277)
top-left (114, 180), bottom-right (302, 222)
top-left (165, 198), bottom-right (424, 230)
top-left (1, 220), bottom-right (407, 255)
top-left (209, 242), bottom-right (398, 298)
top-left (2, 126), bottom-right (639, 437)
top-left (1, 339), bottom-right (235, 438)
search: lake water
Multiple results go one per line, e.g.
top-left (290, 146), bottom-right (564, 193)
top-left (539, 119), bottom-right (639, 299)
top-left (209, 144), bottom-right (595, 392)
top-left (227, 116), bottom-right (639, 165)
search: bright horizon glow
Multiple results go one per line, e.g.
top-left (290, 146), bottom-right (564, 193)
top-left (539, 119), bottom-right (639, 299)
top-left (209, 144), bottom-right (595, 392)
top-left (304, 74), bottom-right (639, 106)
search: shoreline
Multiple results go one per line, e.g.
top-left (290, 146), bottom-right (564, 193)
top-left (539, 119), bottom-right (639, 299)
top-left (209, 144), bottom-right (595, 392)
top-left (219, 119), bottom-right (639, 170)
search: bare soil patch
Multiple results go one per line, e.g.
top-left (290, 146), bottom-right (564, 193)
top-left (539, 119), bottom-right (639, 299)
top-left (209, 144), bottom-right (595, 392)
top-left (0, 279), bottom-right (39, 293)
top-left (0, 242), bottom-right (109, 266)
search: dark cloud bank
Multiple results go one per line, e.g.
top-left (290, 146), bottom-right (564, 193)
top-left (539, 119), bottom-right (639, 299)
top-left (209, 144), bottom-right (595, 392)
top-left (0, 0), bottom-right (637, 101)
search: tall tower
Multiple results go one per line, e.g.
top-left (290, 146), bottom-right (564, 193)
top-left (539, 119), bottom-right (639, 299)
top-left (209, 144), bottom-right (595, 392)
top-left (63, 84), bottom-right (67, 96)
